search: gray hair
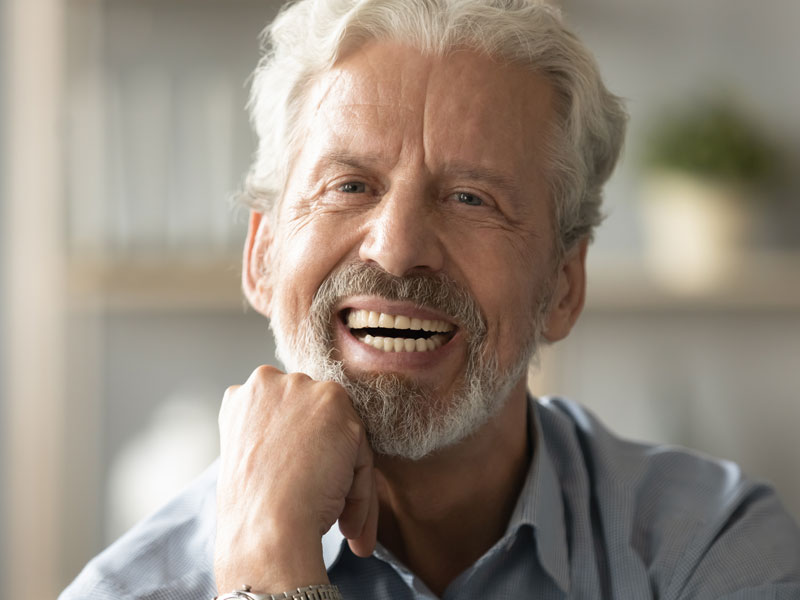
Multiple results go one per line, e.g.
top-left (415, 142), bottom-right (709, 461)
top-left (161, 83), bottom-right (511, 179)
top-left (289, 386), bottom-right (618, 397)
top-left (242, 0), bottom-right (627, 251)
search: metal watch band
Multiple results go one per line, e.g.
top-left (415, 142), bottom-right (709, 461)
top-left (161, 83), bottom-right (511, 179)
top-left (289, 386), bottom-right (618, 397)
top-left (215, 584), bottom-right (342, 600)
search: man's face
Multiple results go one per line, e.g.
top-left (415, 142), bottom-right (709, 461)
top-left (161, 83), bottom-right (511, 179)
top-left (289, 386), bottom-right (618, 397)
top-left (247, 41), bottom-right (584, 458)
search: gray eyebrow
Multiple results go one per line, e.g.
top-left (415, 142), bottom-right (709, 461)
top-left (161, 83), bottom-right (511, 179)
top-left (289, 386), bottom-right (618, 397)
top-left (441, 163), bottom-right (521, 195)
top-left (318, 151), bottom-right (385, 171)
top-left (318, 152), bottom-right (521, 194)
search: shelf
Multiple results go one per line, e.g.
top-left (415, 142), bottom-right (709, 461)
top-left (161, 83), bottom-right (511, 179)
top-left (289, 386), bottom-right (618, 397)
top-left (67, 255), bottom-right (246, 312)
top-left (67, 250), bottom-right (800, 314)
top-left (586, 250), bottom-right (800, 312)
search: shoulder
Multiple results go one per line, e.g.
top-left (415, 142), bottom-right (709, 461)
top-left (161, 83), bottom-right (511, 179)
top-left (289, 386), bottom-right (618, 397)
top-left (535, 397), bottom-right (800, 598)
top-left (59, 460), bottom-right (219, 600)
top-left (537, 396), bottom-right (750, 498)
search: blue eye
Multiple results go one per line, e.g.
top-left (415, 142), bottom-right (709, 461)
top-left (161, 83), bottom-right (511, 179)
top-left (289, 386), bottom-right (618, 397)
top-left (456, 192), bottom-right (483, 206)
top-left (338, 182), bottom-right (366, 193)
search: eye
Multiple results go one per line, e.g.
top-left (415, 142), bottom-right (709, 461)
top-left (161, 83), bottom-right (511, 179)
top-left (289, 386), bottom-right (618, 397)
top-left (455, 192), bottom-right (483, 206)
top-left (338, 181), bottom-right (367, 194)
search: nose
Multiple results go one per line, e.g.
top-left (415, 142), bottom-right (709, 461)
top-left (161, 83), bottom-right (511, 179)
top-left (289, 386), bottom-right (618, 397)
top-left (358, 184), bottom-right (445, 277)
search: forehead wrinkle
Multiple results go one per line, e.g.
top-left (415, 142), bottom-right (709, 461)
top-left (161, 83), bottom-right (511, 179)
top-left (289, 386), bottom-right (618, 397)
top-left (312, 104), bottom-right (403, 170)
top-left (317, 42), bottom-right (439, 181)
top-left (420, 53), bottom-right (527, 186)
top-left (414, 53), bottom-right (435, 184)
top-left (306, 68), bottom-right (347, 124)
top-left (309, 65), bottom-right (405, 132)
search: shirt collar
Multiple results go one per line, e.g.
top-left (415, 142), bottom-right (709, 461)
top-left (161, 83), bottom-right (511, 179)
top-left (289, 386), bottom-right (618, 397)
top-left (505, 396), bottom-right (571, 592)
top-left (323, 396), bottom-right (571, 593)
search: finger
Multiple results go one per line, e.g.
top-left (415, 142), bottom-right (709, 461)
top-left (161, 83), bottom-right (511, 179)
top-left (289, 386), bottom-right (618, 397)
top-left (218, 385), bottom-right (241, 426)
top-left (347, 469), bottom-right (379, 558)
top-left (338, 428), bottom-right (374, 541)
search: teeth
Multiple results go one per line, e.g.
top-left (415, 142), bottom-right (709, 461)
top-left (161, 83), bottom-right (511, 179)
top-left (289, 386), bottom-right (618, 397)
top-left (346, 309), bottom-right (455, 352)
top-left (358, 332), bottom-right (448, 353)
top-left (346, 309), bottom-right (454, 333)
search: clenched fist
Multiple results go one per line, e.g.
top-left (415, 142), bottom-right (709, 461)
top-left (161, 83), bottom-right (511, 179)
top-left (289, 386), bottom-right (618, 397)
top-left (214, 366), bottom-right (379, 594)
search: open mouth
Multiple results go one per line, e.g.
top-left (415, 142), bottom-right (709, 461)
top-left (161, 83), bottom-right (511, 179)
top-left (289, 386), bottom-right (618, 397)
top-left (343, 308), bottom-right (456, 353)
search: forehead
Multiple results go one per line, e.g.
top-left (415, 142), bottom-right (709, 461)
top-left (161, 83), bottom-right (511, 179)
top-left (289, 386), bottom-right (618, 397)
top-left (297, 41), bottom-right (557, 179)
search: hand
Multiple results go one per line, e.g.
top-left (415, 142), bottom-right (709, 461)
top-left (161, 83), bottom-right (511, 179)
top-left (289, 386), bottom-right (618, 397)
top-left (214, 365), bottom-right (379, 593)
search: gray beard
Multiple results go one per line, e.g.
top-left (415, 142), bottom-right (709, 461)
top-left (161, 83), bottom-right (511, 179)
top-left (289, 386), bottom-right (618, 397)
top-left (270, 262), bottom-right (552, 460)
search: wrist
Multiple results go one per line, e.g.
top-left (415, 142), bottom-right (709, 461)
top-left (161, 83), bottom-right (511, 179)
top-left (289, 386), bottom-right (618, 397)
top-left (215, 524), bottom-right (329, 594)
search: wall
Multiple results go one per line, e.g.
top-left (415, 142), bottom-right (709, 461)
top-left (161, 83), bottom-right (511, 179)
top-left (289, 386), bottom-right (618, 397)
top-left (0, 0), bottom-right (7, 588)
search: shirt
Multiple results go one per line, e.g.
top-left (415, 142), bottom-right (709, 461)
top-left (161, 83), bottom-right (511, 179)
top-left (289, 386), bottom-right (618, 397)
top-left (59, 397), bottom-right (800, 599)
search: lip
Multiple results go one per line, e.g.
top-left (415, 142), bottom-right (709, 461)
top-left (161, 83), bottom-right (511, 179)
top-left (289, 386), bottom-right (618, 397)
top-left (336, 296), bottom-right (458, 325)
top-left (333, 296), bottom-right (463, 372)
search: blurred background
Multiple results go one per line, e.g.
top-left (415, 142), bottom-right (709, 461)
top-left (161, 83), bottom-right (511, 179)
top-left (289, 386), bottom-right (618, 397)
top-left (1, 0), bottom-right (799, 597)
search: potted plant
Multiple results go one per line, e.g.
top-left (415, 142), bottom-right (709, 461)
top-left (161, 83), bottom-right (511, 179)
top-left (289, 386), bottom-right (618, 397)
top-left (639, 97), bottom-right (778, 292)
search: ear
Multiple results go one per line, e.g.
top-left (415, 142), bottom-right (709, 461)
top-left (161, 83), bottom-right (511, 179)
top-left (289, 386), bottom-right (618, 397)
top-left (242, 210), bottom-right (275, 317)
top-left (542, 238), bottom-right (589, 343)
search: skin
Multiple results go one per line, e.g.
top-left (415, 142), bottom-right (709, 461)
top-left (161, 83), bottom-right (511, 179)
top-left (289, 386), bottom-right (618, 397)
top-left (216, 41), bottom-right (588, 597)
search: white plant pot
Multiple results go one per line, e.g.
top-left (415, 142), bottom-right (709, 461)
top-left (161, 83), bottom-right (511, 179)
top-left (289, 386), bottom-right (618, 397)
top-left (640, 171), bottom-right (753, 294)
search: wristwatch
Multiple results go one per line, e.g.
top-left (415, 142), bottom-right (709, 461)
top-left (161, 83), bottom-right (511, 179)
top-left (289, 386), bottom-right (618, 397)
top-left (215, 584), bottom-right (342, 600)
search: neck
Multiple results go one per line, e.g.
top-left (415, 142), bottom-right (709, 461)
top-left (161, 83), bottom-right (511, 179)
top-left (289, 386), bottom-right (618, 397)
top-left (374, 379), bottom-right (532, 596)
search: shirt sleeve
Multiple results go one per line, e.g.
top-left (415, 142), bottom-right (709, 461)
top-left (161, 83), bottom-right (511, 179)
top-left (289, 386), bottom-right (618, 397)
top-left (58, 461), bottom-right (220, 600)
top-left (669, 483), bottom-right (800, 599)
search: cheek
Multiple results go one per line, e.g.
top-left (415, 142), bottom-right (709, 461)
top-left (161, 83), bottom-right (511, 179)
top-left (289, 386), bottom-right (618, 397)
top-left (273, 217), bottom-right (363, 314)
top-left (478, 272), bottom-right (533, 348)
top-left (448, 231), bottom-right (550, 359)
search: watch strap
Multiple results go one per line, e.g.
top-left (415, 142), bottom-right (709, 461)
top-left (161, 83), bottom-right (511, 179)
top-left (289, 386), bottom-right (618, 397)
top-left (216, 584), bottom-right (342, 600)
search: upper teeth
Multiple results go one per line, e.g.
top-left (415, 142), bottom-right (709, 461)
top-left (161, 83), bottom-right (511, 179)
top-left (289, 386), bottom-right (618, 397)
top-left (346, 309), bottom-right (454, 333)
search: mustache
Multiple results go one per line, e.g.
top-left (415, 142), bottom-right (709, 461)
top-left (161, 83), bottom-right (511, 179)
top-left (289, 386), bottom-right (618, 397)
top-left (309, 262), bottom-right (487, 340)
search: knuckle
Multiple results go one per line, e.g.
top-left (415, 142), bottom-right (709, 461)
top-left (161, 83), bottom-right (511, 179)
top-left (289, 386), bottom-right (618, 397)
top-left (222, 384), bottom-right (239, 401)
top-left (340, 414), bottom-right (366, 450)
top-left (282, 371), bottom-right (313, 396)
top-left (314, 379), bottom-right (347, 401)
top-left (285, 371), bottom-right (311, 387)
top-left (251, 364), bottom-right (280, 381)
top-left (315, 384), bottom-right (350, 418)
top-left (311, 382), bottom-right (361, 441)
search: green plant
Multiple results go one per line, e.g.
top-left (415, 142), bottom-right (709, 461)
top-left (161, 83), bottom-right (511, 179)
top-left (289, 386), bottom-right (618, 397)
top-left (644, 98), bottom-right (777, 185)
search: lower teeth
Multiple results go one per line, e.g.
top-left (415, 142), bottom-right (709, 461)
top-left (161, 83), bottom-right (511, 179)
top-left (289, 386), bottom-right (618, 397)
top-left (358, 333), bottom-right (444, 352)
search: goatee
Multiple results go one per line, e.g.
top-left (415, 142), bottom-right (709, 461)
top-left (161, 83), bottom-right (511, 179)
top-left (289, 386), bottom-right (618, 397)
top-left (270, 262), bottom-right (552, 460)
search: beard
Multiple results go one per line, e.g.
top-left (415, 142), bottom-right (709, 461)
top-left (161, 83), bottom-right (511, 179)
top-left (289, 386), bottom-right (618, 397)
top-left (270, 262), bottom-right (554, 460)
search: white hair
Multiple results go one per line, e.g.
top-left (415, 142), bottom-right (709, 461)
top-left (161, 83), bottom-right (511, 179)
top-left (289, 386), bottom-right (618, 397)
top-left (242, 0), bottom-right (627, 251)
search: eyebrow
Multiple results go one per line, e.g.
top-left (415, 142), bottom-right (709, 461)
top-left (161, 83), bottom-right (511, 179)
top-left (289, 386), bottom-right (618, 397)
top-left (441, 163), bottom-right (521, 195)
top-left (317, 151), bottom-right (384, 172)
top-left (317, 152), bottom-right (521, 194)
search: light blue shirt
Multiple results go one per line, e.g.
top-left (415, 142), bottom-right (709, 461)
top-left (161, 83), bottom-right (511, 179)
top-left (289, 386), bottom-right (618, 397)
top-left (60, 397), bottom-right (800, 599)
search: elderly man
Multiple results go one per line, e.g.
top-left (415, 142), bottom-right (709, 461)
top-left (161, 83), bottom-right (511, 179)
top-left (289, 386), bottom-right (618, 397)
top-left (61, 1), bottom-right (800, 599)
